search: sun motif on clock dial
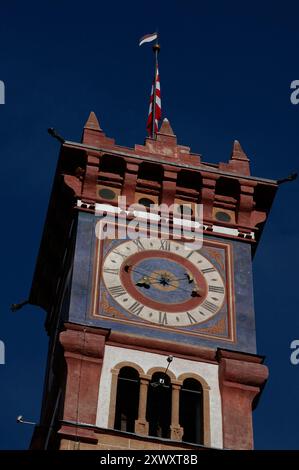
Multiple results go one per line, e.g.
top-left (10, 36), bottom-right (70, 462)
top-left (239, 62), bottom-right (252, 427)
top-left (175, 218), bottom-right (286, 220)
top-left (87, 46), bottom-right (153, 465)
top-left (102, 238), bottom-right (225, 327)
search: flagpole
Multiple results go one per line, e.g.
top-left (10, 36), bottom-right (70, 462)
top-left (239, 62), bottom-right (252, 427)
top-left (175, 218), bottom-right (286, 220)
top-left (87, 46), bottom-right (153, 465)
top-left (152, 39), bottom-right (160, 139)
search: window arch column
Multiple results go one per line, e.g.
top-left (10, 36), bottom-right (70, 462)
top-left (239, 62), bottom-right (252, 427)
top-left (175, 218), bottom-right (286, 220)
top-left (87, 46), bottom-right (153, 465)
top-left (170, 380), bottom-right (184, 441)
top-left (122, 162), bottom-right (139, 206)
top-left (135, 374), bottom-right (150, 435)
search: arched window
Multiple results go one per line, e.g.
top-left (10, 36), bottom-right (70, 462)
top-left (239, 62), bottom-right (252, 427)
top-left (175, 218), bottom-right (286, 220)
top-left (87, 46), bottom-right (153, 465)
top-left (175, 170), bottom-right (201, 218)
top-left (114, 367), bottom-right (140, 433)
top-left (213, 177), bottom-right (240, 224)
top-left (177, 170), bottom-right (201, 191)
top-left (179, 378), bottom-right (203, 444)
top-left (146, 372), bottom-right (172, 439)
top-left (97, 155), bottom-right (126, 202)
top-left (135, 162), bottom-right (163, 207)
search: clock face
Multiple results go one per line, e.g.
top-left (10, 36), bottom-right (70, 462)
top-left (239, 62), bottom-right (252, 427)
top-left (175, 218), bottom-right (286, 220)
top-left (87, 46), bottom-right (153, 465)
top-left (102, 238), bottom-right (225, 327)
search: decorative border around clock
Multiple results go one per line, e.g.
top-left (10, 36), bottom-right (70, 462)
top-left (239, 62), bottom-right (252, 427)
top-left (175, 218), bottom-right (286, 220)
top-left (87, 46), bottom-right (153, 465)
top-left (89, 222), bottom-right (236, 344)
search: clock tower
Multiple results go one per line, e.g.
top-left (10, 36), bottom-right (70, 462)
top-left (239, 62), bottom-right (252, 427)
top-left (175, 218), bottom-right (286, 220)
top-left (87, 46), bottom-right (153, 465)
top-left (29, 112), bottom-right (278, 450)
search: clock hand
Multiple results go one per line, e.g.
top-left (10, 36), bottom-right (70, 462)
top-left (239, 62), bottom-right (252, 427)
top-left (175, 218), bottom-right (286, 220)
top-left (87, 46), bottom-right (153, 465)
top-left (173, 273), bottom-right (194, 283)
top-left (125, 266), bottom-right (203, 297)
top-left (125, 265), bottom-right (192, 283)
top-left (125, 264), bottom-right (171, 279)
top-left (131, 269), bottom-right (177, 288)
top-left (153, 271), bottom-right (195, 287)
top-left (129, 268), bottom-right (158, 281)
top-left (125, 266), bottom-right (164, 283)
top-left (191, 288), bottom-right (202, 297)
top-left (121, 262), bottom-right (202, 296)
top-left (125, 267), bottom-right (161, 289)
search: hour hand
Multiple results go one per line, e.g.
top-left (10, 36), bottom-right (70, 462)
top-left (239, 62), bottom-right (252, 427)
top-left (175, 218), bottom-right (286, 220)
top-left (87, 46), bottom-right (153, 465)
top-left (191, 288), bottom-right (201, 297)
top-left (186, 271), bottom-right (194, 284)
top-left (191, 280), bottom-right (203, 297)
top-left (136, 275), bottom-right (151, 289)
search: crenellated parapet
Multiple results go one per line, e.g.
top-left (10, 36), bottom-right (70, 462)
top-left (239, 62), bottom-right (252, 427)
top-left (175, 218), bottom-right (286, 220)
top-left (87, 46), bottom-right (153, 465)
top-left (57, 111), bottom-right (277, 245)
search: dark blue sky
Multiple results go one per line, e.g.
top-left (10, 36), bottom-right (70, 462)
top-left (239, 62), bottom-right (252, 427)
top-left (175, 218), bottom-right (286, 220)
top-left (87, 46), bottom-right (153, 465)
top-left (0, 0), bottom-right (298, 449)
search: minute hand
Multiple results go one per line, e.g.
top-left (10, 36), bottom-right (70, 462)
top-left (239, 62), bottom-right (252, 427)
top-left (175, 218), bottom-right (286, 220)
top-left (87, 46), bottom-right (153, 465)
top-left (127, 267), bottom-right (199, 295)
top-left (149, 280), bottom-right (201, 295)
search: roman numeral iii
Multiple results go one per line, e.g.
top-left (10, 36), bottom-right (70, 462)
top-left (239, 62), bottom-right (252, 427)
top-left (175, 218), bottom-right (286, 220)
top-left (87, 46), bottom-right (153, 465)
top-left (208, 285), bottom-right (224, 293)
top-left (201, 300), bottom-right (218, 313)
top-left (201, 267), bottom-right (216, 274)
